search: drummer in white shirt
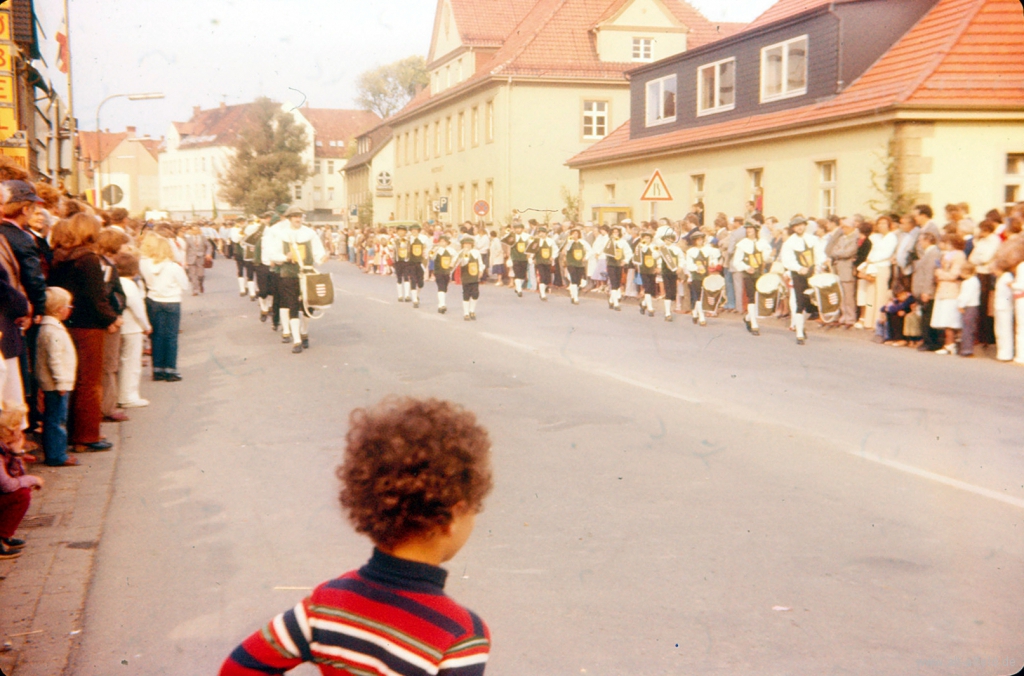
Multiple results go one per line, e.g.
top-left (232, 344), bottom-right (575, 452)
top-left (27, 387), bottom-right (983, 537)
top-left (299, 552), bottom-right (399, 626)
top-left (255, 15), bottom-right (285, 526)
top-left (780, 215), bottom-right (825, 345)
top-left (732, 222), bottom-right (772, 336)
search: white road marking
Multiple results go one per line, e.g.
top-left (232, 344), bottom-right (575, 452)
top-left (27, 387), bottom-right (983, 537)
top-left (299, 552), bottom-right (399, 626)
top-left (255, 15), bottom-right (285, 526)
top-left (367, 297), bottom-right (390, 306)
top-left (479, 330), bottom-right (1024, 511)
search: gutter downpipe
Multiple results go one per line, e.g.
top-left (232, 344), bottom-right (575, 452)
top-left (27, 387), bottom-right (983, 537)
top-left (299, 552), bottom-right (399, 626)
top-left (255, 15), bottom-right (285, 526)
top-left (506, 76), bottom-right (513, 224)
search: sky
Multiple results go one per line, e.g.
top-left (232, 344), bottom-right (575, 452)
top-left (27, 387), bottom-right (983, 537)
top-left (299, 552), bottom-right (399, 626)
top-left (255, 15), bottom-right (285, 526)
top-left (33, 0), bottom-right (778, 139)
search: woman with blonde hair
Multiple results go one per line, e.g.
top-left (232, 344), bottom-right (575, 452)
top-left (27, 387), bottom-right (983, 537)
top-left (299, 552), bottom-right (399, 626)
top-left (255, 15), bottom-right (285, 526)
top-left (47, 214), bottom-right (121, 452)
top-left (139, 235), bottom-right (190, 381)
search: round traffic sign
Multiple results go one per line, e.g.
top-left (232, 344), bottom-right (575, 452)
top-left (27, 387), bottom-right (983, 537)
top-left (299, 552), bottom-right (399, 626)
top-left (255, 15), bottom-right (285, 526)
top-left (101, 184), bottom-right (124, 206)
top-left (473, 200), bottom-right (490, 217)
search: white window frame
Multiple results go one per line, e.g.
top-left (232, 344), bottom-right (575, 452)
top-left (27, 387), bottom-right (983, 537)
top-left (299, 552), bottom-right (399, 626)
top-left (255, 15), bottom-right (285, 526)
top-left (645, 74), bottom-right (677, 127)
top-left (691, 174), bottom-right (705, 201)
top-left (818, 161), bottom-right (836, 218)
top-left (632, 37), bottom-right (654, 63)
top-left (760, 35), bottom-right (808, 103)
top-left (583, 100), bottom-right (609, 140)
top-left (1006, 153), bottom-right (1024, 208)
top-left (697, 57), bottom-right (736, 116)
top-left (486, 101), bottom-right (495, 143)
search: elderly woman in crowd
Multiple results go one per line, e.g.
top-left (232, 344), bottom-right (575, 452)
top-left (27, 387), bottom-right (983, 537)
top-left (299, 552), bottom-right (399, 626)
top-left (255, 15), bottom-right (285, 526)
top-left (855, 215), bottom-right (897, 331)
top-left (930, 233), bottom-right (968, 355)
top-left (47, 214), bottom-right (121, 452)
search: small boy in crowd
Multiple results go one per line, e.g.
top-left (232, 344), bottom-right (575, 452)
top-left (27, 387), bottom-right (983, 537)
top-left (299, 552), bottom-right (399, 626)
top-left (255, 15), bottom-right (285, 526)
top-left (958, 261), bottom-right (981, 357)
top-left (0, 405), bottom-right (44, 559)
top-left (219, 397), bottom-right (494, 676)
top-left (882, 284), bottom-right (917, 347)
top-left (36, 287), bottom-right (78, 467)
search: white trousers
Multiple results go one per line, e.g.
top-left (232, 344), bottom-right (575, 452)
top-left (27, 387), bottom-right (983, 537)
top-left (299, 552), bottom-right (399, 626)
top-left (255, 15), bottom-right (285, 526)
top-left (994, 307), bottom-right (1014, 361)
top-left (1015, 298), bottom-right (1024, 364)
top-left (118, 332), bottom-right (145, 404)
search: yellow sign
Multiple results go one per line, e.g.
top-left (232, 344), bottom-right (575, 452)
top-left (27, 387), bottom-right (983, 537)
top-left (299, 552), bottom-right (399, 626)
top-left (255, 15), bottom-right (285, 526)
top-left (640, 169), bottom-right (674, 202)
top-left (0, 75), bottom-right (12, 104)
top-left (0, 45), bottom-right (11, 74)
top-left (0, 106), bottom-right (16, 139)
top-left (0, 12), bottom-right (10, 41)
top-left (0, 147), bottom-right (27, 169)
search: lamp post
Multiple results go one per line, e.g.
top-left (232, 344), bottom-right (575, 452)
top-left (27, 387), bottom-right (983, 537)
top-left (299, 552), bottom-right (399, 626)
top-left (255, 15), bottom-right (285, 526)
top-left (94, 92), bottom-right (164, 206)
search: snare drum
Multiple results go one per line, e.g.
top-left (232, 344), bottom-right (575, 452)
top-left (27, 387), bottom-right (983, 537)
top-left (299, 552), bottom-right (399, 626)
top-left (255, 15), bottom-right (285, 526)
top-left (809, 272), bottom-right (843, 323)
top-left (701, 274), bottom-right (726, 315)
top-left (755, 272), bottom-right (783, 318)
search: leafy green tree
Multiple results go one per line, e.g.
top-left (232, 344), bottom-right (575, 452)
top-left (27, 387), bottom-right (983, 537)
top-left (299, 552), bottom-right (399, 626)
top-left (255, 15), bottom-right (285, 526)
top-left (356, 56), bottom-right (429, 119)
top-left (219, 97), bottom-right (310, 215)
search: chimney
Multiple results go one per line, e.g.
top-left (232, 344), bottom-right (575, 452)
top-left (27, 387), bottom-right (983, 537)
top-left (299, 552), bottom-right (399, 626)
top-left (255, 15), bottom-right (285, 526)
top-left (127, 126), bottom-right (137, 135)
top-left (193, 105), bottom-right (201, 118)
top-left (220, 101), bottom-right (227, 111)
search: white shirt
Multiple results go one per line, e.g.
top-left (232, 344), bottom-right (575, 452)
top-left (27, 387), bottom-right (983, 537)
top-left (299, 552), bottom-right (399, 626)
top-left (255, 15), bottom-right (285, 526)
top-left (957, 275), bottom-right (981, 309)
top-left (732, 238), bottom-right (772, 273)
top-left (119, 277), bottom-right (151, 335)
top-left (780, 234), bottom-right (823, 273)
top-left (140, 258), bottom-right (191, 303)
top-left (866, 231), bottom-right (898, 273)
top-left (268, 224), bottom-right (327, 267)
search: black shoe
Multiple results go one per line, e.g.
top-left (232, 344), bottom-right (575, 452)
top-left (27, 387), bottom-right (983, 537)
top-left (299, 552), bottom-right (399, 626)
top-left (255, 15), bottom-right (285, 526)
top-left (0, 542), bottom-right (21, 559)
top-left (692, 315), bottom-right (698, 325)
top-left (540, 296), bottom-right (548, 302)
top-left (301, 336), bottom-right (309, 349)
top-left (413, 301), bottom-right (420, 308)
top-left (153, 372), bottom-right (166, 381)
top-left (572, 299), bottom-right (579, 305)
top-left (250, 295), bottom-right (257, 302)
top-left (292, 344), bottom-right (303, 354)
top-left (464, 314), bottom-right (471, 321)
top-left (751, 329), bottom-right (760, 336)
top-left (438, 307), bottom-right (446, 314)
top-left (665, 315), bottom-right (673, 322)
top-left (796, 337), bottom-right (806, 345)
top-left (639, 304), bottom-right (645, 315)
top-left (164, 373), bottom-right (183, 382)
top-left (282, 334), bottom-right (292, 343)
top-left (2, 537), bottom-right (25, 549)
top-left (516, 290), bottom-right (522, 298)
top-left (272, 323), bottom-right (279, 332)
top-left (260, 312), bottom-right (268, 323)
top-left (647, 310), bottom-right (655, 317)
top-left (73, 439), bottom-right (113, 452)
top-left (470, 313), bottom-right (477, 320)
top-left (744, 317), bottom-right (752, 333)
top-left (614, 305), bottom-right (621, 311)
top-left (239, 291), bottom-right (246, 297)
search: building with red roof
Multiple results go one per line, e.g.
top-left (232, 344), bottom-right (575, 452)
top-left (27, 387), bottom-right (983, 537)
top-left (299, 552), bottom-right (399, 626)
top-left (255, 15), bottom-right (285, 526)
top-left (388, 0), bottom-right (737, 225)
top-left (77, 127), bottom-right (161, 216)
top-left (568, 0), bottom-right (1024, 224)
top-left (159, 102), bottom-right (379, 220)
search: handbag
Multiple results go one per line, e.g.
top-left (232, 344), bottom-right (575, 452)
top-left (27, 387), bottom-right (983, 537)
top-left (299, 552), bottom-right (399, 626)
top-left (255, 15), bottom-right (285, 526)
top-left (203, 255), bottom-right (214, 269)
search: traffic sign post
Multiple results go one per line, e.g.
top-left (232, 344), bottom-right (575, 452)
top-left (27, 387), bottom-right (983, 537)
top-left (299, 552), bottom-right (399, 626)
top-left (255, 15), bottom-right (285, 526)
top-left (473, 200), bottom-right (490, 217)
top-left (640, 169), bottom-right (673, 202)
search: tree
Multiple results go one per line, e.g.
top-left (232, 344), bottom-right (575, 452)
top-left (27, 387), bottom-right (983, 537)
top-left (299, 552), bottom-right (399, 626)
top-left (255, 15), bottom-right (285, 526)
top-left (356, 56), bottom-right (429, 119)
top-left (219, 97), bottom-right (310, 215)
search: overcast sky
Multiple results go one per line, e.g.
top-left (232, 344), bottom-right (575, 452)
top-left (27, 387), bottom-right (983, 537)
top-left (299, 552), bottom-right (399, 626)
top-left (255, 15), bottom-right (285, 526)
top-left (34, 0), bottom-right (777, 139)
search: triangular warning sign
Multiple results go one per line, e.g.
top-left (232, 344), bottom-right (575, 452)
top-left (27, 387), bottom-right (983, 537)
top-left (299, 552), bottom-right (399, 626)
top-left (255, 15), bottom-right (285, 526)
top-left (640, 169), bottom-right (673, 202)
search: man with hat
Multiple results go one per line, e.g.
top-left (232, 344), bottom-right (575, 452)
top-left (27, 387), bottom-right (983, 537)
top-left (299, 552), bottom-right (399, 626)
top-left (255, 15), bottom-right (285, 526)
top-left (732, 221), bottom-right (773, 336)
top-left (429, 234), bottom-right (458, 314)
top-left (684, 231), bottom-right (721, 326)
top-left (407, 223), bottom-right (431, 308)
top-left (659, 231), bottom-right (685, 321)
top-left (529, 225), bottom-right (558, 301)
top-left (268, 206), bottom-right (326, 353)
top-left (604, 225), bottom-right (632, 311)
top-left (633, 231), bottom-right (659, 317)
top-left (252, 211), bottom-right (277, 323)
top-left (0, 180), bottom-right (47, 323)
top-left (391, 224), bottom-right (412, 303)
top-left (780, 215), bottom-right (824, 345)
top-left (501, 221), bottom-right (531, 297)
top-left (452, 235), bottom-right (483, 320)
top-left (562, 226), bottom-right (593, 305)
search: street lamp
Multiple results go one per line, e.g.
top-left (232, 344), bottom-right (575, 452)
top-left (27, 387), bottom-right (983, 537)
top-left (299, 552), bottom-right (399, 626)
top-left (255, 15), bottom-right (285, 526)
top-left (93, 92), bottom-right (164, 206)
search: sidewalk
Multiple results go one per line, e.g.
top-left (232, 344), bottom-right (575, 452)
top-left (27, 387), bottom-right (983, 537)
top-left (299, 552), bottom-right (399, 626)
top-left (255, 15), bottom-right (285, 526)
top-left (0, 422), bottom-right (121, 676)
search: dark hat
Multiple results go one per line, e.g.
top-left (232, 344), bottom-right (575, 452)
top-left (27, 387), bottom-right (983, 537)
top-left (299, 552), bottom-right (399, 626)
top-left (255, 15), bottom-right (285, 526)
top-left (569, 226), bottom-right (582, 236)
top-left (688, 230), bottom-right (706, 242)
top-left (410, 223), bottom-right (422, 230)
top-left (744, 220), bottom-right (760, 231)
top-left (395, 223), bottom-right (408, 231)
top-left (439, 233), bottom-right (451, 242)
top-left (283, 205), bottom-right (304, 218)
top-left (640, 230), bottom-right (654, 239)
top-left (460, 235), bottom-right (474, 244)
top-left (3, 180), bottom-right (44, 205)
top-left (662, 231), bottom-right (677, 241)
top-left (536, 225), bottom-right (548, 233)
top-left (513, 221), bottom-right (524, 228)
top-left (789, 215), bottom-right (808, 228)
top-left (261, 210), bottom-right (275, 219)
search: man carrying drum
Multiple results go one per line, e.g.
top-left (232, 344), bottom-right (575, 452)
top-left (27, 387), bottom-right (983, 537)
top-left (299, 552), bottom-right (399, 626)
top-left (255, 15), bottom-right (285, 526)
top-left (780, 215), bottom-right (825, 345)
top-left (604, 226), bottom-right (632, 311)
top-left (685, 231), bottom-right (721, 326)
top-left (733, 221), bottom-right (773, 336)
top-left (659, 232), bottom-right (685, 322)
top-left (562, 227), bottom-right (593, 305)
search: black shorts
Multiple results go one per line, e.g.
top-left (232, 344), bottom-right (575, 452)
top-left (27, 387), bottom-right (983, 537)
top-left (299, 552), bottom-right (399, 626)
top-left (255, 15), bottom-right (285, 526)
top-left (462, 282), bottom-right (480, 301)
top-left (640, 273), bottom-right (658, 296)
top-left (607, 265), bottom-right (623, 290)
top-left (567, 266), bottom-right (585, 285)
top-left (742, 273), bottom-right (760, 307)
top-left (662, 271), bottom-right (678, 301)
top-left (537, 264), bottom-right (553, 286)
top-left (792, 273), bottom-right (813, 313)
top-left (235, 255), bottom-right (245, 277)
top-left (243, 261), bottom-right (255, 280)
top-left (689, 274), bottom-right (706, 306)
top-left (409, 263), bottom-right (425, 289)
top-left (436, 273), bottom-right (450, 293)
top-left (512, 259), bottom-right (529, 280)
top-left (394, 261), bottom-right (408, 282)
top-left (255, 264), bottom-right (271, 298)
top-left (277, 276), bottom-right (305, 317)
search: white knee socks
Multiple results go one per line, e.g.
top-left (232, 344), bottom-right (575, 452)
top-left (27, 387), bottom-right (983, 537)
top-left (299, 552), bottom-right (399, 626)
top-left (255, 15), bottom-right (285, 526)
top-left (403, 281), bottom-right (411, 299)
top-left (438, 291), bottom-right (446, 309)
top-left (794, 312), bottom-right (806, 339)
top-left (280, 309), bottom-right (292, 335)
top-left (539, 283), bottom-right (547, 299)
top-left (747, 303), bottom-right (759, 330)
top-left (664, 299), bottom-right (672, 317)
top-left (289, 318), bottom-right (302, 344)
top-left (569, 284), bottom-right (579, 302)
top-left (237, 277), bottom-right (247, 294)
top-left (515, 279), bottom-right (523, 293)
top-left (247, 280), bottom-right (256, 296)
top-left (469, 298), bottom-right (477, 314)
top-left (396, 283), bottom-right (404, 299)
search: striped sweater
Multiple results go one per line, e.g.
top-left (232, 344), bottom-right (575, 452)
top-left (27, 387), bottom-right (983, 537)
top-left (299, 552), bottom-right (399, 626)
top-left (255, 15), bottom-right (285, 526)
top-left (220, 549), bottom-right (490, 676)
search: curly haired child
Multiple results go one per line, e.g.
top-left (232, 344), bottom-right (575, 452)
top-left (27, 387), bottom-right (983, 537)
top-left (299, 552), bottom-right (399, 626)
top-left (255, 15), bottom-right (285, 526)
top-left (0, 405), bottom-right (44, 559)
top-left (220, 397), bottom-right (494, 676)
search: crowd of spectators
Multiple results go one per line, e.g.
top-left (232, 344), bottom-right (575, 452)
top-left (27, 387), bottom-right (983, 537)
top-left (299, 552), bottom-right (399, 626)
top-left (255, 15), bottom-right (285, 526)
top-left (0, 159), bottom-right (194, 560)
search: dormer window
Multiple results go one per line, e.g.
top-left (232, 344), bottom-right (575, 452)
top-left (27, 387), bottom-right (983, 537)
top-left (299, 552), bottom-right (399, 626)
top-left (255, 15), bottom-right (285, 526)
top-left (697, 58), bottom-right (735, 116)
top-left (761, 36), bottom-right (808, 103)
top-left (645, 74), bottom-right (676, 127)
top-left (632, 37), bottom-right (654, 62)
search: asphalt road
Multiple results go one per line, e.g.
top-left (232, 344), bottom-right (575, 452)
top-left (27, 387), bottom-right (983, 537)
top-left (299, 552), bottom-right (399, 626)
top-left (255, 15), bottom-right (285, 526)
top-left (68, 259), bottom-right (1023, 676)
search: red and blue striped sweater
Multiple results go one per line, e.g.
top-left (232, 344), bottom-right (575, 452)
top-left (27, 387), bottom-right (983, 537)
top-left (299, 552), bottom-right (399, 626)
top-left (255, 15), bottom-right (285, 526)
top-left (220, 549), bottom-right (490, 676)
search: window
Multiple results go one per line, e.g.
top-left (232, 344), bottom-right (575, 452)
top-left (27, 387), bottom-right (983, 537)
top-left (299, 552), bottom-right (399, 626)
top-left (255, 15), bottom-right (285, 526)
top-left (692, 174), bottom-right (705, 200)
top-left (434, 121), bottom-right (441, 157)
top-left (632, 37), bottom-right (653, 63)
top-left (761, 36), bottom-right (808, 102)
top-left (328, 187), bottom-right (335, 201)
top-left (486, 101), bottom-right (495, 143)
top-left (423, 125), bottom-right (429, 158)
top-left (749, 168), bottom-right (763, 193)
top-left (471, 107), bottom-right (479, 147)
top-left (294, 184), bottom-right (303, 200)
top-left (583, 101), bottom-right (608, 139)
top-left (486, 180), bottom-right (494, 218)
top-left (314, 160), bottom-right (321, 173)
top-left (458, 112), bottom-right (465, 151)
top-left (605, 183), bottom-right (616, 201)
top-left (818, 161), bottom-right (836, 218)
top-left (645, 75), bottom-right (677, 127)
top-left (327, 160), bottom-right (335, 175)
top-left (413, 129), bottom-right (419, 162)
top-left (313, 188), bottom-right (322, 202)
top-left (202, 157), bottom-right (206, 172)
top-left (697, 58), bottom-right (736, 115)
top-left (1006, 154), bottom-right (1024, 207)
top-left (445, 65), bottom-right (451, 88)
top-left (445, 116), bottom-right (453, 154)
top-left (458, 184), bottom-right (465, 222)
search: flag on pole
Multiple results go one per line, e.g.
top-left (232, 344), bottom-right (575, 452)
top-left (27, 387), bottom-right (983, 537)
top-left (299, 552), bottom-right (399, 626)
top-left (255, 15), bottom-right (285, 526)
top-left (56, 18), bottom-right (70, 74)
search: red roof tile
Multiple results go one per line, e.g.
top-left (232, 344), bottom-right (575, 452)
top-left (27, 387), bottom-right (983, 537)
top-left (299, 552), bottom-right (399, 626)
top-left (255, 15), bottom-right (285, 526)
top-left (594, 0), bottom-right (734, 49)
top-left (444, 0), bottom-right (538, 48)
top-left (174, 103), bottom-right (266, 149)
top-left (569, 0), bottom-right (1024, 167)
top-left (77, 130), bottom-right (128, 164)
top-left (299, 108), bottom-right (381, 159)
top-left (345, 124), bottom-right (395, 171)
top-left (746, 0), bottom-right (838, 30)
